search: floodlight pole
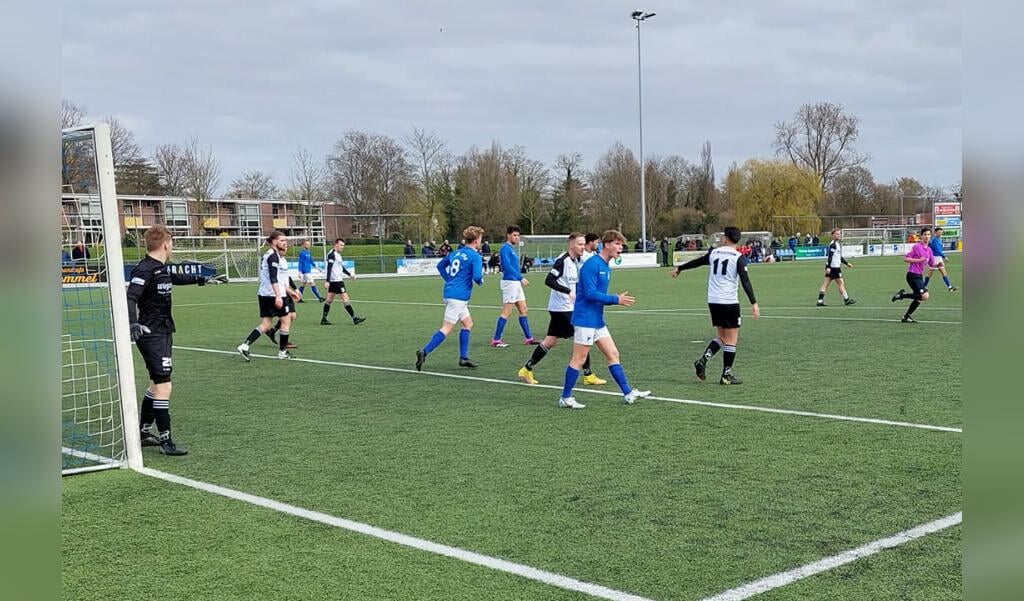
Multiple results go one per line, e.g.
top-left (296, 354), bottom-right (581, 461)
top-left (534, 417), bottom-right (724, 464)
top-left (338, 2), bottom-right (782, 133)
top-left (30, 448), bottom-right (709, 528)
top-left (633, 11), bottom-right (655, 250)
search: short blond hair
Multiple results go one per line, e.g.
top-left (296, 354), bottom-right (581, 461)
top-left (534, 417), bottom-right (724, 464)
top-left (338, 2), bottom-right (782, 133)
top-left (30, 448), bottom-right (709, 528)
top-left (601, 229), bottom-right (626, 244)
top-left (145, 225), bottom-right (172, 251)
top-left (463, 226), bottom-right (484, 244)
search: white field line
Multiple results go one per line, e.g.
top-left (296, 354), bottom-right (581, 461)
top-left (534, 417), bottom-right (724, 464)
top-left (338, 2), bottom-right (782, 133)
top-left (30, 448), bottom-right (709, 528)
top-left (698, 512), bottom-right (963, 601)
top-left (136, 466), bottom-right (655, 601)
top-left (171, 298), bottom-right (963, 324)
top-left (173, 345), bottom-right (962, 434)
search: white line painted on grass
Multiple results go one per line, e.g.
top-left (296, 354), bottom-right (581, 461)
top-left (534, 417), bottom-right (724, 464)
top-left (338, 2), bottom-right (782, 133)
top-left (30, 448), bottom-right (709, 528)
top-left (699, 512), bottom-right (963, 601)
top-left (137, 466), bottom-right (655, 601)
top-left (173, 346), bottom-right (962, 433)
top-left (173, 298), bottom-right (963, 325)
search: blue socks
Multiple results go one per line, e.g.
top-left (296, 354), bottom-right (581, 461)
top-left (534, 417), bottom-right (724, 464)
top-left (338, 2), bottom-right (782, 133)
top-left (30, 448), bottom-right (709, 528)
top-left (311, 285), bottom-right (322, 300)
top-left (494, 316), bottom-right (508, 340)
top-left (459, 329), bottom-right (471, 359)
top-left (923, 276), bottom-right (930, 287)
top-left (518, 315), bottom-right (533, 339)
top-left (562, 366), bottom-right (580, 398)
top-left (942, 275), bottom-right (951, 288)
top-left (608, 363), bottom-right (631, 394)
top-left (423, 330), bottom-right (446, 354)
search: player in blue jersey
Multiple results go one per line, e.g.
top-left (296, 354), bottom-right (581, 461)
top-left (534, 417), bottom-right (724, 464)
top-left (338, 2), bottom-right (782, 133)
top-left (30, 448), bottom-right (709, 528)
top-left (924, 227), bottom-right (958, 292)
top-left (296, 240), bottom-right (324, 302)
top-left (491, 225), bottom-right (537, 347)
top-left (558, 230), bottom-right (650, 409)
top-left (416, 226), bottom-right (486, 371)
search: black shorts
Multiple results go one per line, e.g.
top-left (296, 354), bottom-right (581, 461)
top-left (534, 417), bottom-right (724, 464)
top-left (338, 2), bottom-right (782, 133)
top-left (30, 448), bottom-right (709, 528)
top-left (546, 311), bottom-right (575, 339)
top-left (258, 295), bottom-right (294, 318)
top-left (708, 303), bottom-right (741, 329)
top-left (906, 273), bottom-right (927, 295)
top-left (136, 333), bottom-right (172, 383)
top-left (826, 267), bottom-right (843, 279)
top-left (328, 281), bottom-right (347, 294)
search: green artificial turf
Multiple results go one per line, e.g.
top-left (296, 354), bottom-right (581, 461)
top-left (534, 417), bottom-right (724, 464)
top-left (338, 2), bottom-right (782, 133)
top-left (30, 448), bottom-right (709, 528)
top-left (63, 256), bottom-right (962, 600)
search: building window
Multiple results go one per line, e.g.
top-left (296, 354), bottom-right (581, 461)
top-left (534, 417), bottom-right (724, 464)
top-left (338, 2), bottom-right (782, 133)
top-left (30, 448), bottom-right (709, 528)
top-left (239, 203), bottom-right (261, 237)
top-left (165, 201), bottom-right (189, 229)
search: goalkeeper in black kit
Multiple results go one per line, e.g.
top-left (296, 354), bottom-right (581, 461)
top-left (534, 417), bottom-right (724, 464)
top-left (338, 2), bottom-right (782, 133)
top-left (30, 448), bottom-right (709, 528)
top-left (126, 225), bottom-right (223, 455)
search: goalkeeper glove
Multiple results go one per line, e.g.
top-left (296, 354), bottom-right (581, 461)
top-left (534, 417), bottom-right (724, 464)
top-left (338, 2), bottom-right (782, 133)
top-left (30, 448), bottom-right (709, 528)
top-left (129, 322), bottom-right (151, 342)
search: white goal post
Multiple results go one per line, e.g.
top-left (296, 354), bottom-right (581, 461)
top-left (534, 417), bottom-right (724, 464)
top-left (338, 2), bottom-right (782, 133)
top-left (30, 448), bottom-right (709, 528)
top-left (61, 123), bottom-right (142, 474)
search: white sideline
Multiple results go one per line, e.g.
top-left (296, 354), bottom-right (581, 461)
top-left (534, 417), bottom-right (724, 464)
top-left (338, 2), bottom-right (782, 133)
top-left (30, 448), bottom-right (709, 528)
top-left (172, 298), bottom-right (963, 325)
top-left (172, 345), bottom-right (962, 433)
top-left (136, 466), bottom-right (655, 601)
top-left (698, 512), bottom-right (963, 601)
top-left (66, 447), bottom-right (962, 600)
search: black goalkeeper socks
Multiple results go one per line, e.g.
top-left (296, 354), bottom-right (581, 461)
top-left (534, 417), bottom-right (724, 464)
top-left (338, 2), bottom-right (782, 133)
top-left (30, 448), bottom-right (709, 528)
top-left (140, 390), bottom-right (156, 428)
top-left (907, 300), bottom-right (921, 316)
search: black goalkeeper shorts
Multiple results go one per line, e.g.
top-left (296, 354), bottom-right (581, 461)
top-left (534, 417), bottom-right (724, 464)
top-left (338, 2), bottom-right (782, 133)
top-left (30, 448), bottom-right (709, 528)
top-left (136, 333), bottom-right (172, 384)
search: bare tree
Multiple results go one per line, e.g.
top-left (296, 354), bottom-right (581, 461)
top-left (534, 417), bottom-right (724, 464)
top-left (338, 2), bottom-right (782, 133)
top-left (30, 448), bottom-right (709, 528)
top-left (182, 137), bottom-right (221, 200)
top-left (288, 147), bottom-right (328, 230)
top-left (506, 146), bottom-right (549, 235)
top-left (227, 170), bottom-right (279, 199)
top-left (695, 140), bottom-right (715, 212)
top-left (62, 99), bottom-right (86, 129)
top-left (181, 137), bottom-right (221, 232)
top-left (548, 153), bottom-right (588, 233)
top-left (404, 128), bottom-right (447, 239)
top-left (589, 142), bottom-right (640, 235)
top-left (153, 144), bottom-right (189, 196)
top-left (827, 165), bottom-right (875, 215)
top-left (774, 102), bottom-right (867, 189)
top-left (106, 116), bottom-right (141, 168)
top-left (327, 130), bottom-right (413, 237)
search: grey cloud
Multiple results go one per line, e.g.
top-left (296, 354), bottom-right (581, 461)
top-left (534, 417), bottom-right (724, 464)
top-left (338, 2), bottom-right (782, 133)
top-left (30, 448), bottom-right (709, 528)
top-left (63, 0), bottom-right (960, 188)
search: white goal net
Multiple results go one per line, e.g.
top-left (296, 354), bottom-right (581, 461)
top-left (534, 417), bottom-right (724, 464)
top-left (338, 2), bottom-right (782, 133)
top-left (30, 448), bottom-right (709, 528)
top-left (61, 124), bottom-right (142, 475)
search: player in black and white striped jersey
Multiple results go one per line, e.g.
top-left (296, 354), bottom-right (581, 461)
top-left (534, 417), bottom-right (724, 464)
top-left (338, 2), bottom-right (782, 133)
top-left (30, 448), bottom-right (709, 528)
top-left (321, 238), bottom-right (365, 326)
top-left (516, 233), bottom-right (605, 389)
top-left (816, 228), bottom-right (856, 306)
top-left (673, 226), bottom-right (760, 385)
top-left (236, 230), bottom-right (301, 360)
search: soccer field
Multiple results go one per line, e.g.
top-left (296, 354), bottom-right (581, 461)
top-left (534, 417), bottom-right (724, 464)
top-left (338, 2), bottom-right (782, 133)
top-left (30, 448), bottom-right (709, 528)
top-left (62, 256), bottom-right (962, 600)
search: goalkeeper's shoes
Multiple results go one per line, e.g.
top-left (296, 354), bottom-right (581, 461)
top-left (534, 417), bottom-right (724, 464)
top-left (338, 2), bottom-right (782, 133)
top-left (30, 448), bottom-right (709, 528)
top-left (237, 343), bottom-right (251, 362)
top-left (140, 429), bottom-right (161, 447)
top-left (159, 438), bottom-right (188, 456)
top-left (278, 350), bottom-right (292, 359)
top-left (623, 388), bottom-right (650, 405)
top-left (901, 315), bottom-right (917, 324)
top-left (458, 358), bottom-right (478, 368)
top-left (558, 396), bottom-right (586, 410)
top-left (719, 373), bottom-right (743, 385)
top-left (353, 317), bottom-right (366, 325)
top-left (844, 298), bottom-right (857, 305)
top-left (582, 373), bottom-right (607, 386)
top-left (694, 358), bottom-right (707, 381)
top-left (518, 366), bottom-right (538, 384)
top-left (891, 289), bottom-right (906, 303)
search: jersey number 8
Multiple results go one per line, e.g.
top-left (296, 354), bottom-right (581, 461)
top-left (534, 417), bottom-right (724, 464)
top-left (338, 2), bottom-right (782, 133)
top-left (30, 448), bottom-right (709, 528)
top-left (446, 258), bottom-right (461, 277)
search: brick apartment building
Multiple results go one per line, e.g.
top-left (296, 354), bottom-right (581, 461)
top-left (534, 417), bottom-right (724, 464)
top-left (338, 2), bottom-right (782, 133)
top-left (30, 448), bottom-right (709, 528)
top-left (61, 194), bottom-right (354, 243)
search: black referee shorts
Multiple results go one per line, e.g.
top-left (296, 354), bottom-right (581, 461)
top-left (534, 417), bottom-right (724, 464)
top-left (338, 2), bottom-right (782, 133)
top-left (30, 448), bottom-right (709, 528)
top-left (136, 333), bottom-right (172, 384)
top-left (906, 272), bottom-right (927, 296)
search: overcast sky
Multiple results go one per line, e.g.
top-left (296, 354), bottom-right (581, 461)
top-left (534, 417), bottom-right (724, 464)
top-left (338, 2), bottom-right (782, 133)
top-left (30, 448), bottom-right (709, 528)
top-left (62, 0), bottom-right (961, 192)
